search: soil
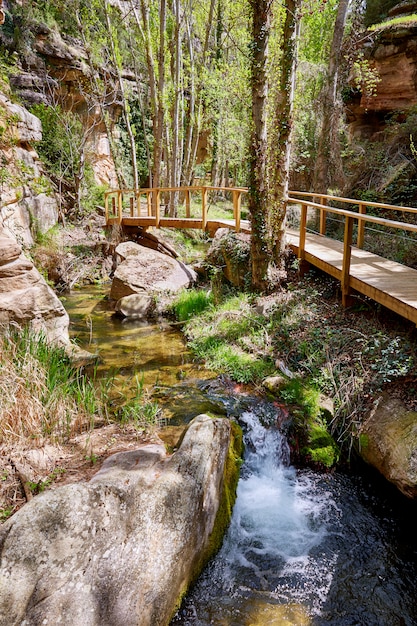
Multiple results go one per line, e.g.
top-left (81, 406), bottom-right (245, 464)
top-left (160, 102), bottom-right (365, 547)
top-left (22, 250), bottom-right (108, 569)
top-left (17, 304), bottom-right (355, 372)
top-left (0, 424), bottom-right (164, 521)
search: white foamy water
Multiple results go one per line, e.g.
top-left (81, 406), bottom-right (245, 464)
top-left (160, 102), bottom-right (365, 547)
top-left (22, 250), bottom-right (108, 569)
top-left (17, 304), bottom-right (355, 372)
top-left (172, 407), bottom-right (417, 626)
top-left (219, 411), bottom-right (335, 603)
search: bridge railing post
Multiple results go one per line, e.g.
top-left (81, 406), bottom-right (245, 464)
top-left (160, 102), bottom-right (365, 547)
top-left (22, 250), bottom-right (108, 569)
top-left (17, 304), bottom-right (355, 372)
top-left (135, 190), bottom-right (140, 217)
top-left (105, 193), bottom-right (109, 223)
top-left (233, 190), bottom-right (241, 233)
top-left (319, 196), bottom-right (327, 235)
top-left (342, 215), bottom-right (354, 306)
top-left (118, 191), bottom-right (123, 224)
top-left (299, 203), bottom-right (307, 260)
top-left (202, 186), bottom-right (208, 229)
top-left (357, 203), bottom-right (366, 248)
top-left (155, 189), bottom-right (160, 228)
top-left (185, 189), bottom-right (191, 218)
top-left (147, 191), bottom-right (152, 216)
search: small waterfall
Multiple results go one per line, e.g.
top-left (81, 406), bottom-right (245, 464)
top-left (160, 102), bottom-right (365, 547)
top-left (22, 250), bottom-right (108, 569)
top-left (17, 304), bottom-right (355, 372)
top-left (172, 407), bottom-right (417, 626)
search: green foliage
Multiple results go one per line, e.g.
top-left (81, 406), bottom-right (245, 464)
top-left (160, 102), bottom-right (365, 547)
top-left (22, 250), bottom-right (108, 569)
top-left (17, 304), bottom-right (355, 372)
top-left (0, 327), bottom-right (104, 441)
top-left (117, 97), bottom-right (151, 187)
top-left (364, 0), bottom-right (402, 27)
top-left (80, 165), bottom-right (107, 213)
top-left (30, 103), bottom-right (82, 183)
top-left (171, 289), bottom-right (213, 322)
top-left (351, 52), bottom-right (381, 102)
top-left (184, 292), bottom-right (275, 383)
top-left (305, 419), bottom-right (339, 467)
top-left (279, 378), bottom-right (320, 419)
top-left (369, 14), bottom-right (417, 30)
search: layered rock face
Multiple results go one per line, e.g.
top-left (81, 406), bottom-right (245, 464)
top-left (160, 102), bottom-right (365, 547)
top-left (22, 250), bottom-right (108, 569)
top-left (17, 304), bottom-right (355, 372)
top-left (10, 23), bottom-right (119, 189)
top-left (0, 415), bottom-right (234, 626)
top-left (0, 92), bottom-right (58, 245)
top-left (347, 21), bottom-right (417, 138)
top-left (360, 392), bottom-right (417, 498)
top-left (0, 229), bottom-right (69, 344)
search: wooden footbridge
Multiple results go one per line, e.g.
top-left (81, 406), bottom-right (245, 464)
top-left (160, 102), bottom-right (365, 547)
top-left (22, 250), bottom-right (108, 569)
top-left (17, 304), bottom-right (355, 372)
top-left (105, 186), bottom-right (417, 325)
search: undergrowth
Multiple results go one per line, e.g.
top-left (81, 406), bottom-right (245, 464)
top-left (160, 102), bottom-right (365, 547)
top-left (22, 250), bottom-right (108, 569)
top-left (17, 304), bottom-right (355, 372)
top-left (181, 292), bottom-right (276, 384)
top-left (179, 269), bottom-right (416, 455)
top-left (0, 327), bottom-right (160, 447)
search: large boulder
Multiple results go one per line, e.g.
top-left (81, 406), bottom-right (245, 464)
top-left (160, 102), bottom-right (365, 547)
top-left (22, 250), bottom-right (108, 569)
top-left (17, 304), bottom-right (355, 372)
top-left (110, 242), bottom-right (196, 302)
top-left (206, 228), bottom-right (251, 288)
top-left (0, 229), bottom-right (69, 345)
top-left (0, 415), bottom-right (240, 626)
top-left (359, 392), bottom-right (417, 498)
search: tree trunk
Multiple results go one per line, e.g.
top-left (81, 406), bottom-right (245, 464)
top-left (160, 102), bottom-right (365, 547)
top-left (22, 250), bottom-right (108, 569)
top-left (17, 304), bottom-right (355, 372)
top-left (248, 0), bottom-right (272, 291)
top-left (104, 2), bottom-right (139, 191)
top-left (269, 0), bottom-right (300, 264)
top-left (313, 0), bottom-right (351, 194)
top-left (169, 0), bottom-right (182, 216)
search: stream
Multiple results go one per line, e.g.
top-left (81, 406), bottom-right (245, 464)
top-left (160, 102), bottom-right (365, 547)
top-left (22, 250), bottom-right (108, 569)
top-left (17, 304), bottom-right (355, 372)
top-left (64, 286), bottom-right (417, 626)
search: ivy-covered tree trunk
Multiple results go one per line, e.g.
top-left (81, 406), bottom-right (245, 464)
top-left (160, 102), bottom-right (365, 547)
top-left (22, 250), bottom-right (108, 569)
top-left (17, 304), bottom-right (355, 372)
top-left (269, 0), bottom-right (299, 264)
top-left (313, 0), bottom-right (350, 194)
top-left (249, 0), bottom-right (299, 288)
top-left (248, 0), bottom-right (272, 291)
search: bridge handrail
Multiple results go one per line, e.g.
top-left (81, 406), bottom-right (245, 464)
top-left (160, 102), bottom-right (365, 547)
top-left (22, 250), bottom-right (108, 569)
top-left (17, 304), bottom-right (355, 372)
top-left (104, 185), bottom-right (248, 231)
top-left (288, 191), bottom-right (417, 215)
top-left (287, 197), bottom-right (417, 234)
top-left (287, 193), bottom-right (417, 307)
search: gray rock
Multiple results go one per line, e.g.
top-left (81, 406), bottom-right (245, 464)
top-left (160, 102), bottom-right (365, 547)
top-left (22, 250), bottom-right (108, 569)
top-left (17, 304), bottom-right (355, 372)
top-left (206, 229), bottom-right (251, 287)
top-left (110, 243), bottom-right (196, 300)
top-left (0, 415), bottom-right (233, 626)
top-left (262, 375), bottom-right (288, 394)
top-left (115, 293), bottom-right (154, 319)
top-left (0, 93), bottom-right (42, 143)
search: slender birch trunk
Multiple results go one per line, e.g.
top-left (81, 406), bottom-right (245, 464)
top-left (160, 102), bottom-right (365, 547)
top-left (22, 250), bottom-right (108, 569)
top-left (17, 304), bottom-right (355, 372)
top-left (313, 0), bottom-right (351, 194)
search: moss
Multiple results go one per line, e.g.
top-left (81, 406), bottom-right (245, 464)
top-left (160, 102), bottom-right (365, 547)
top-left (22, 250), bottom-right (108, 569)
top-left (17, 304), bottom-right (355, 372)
top-left (301, 417), bottom-right (340, 469)
top-left (171, 419), bottom-right (243, 619)
top-left (206, 420), bottom-right (244, 555)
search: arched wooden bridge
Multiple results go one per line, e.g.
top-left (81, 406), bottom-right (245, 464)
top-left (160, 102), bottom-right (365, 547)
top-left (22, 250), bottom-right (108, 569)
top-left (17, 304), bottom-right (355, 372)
top-left (104, 186), bottom-right (417, 325)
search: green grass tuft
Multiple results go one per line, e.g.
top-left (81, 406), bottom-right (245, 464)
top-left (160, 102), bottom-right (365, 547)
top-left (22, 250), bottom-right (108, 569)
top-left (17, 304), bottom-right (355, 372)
top-left (171, 289), bottom-right (213, 322)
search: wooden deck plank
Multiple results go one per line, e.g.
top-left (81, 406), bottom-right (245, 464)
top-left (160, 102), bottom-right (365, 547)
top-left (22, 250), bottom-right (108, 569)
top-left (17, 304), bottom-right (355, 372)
top-left (286, 228), bottom-right (417, 323)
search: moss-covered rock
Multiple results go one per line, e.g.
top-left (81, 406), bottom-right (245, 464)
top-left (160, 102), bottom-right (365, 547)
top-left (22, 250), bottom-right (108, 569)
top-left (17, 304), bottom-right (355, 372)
top-left (277, 378), bottom-right (339, 470)
top-left (359, 392), bottom-right (417, 498)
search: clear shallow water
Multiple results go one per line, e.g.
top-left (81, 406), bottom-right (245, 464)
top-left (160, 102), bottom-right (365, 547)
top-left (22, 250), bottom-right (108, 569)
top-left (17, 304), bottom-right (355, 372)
top-left (63, 287), bottom-right (417, 626)
top-left (62, 286), bottom-right (211, 388)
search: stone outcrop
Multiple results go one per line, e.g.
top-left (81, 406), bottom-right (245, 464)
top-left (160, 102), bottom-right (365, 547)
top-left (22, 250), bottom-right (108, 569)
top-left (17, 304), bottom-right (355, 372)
top-left (110, 241), bottom-right (196, 306)
top-left (0, 415), bottom-right (237, 626)
top-left (0, 92), bottom-right (59, 245)
top-left (347, 21), bottom-right (417, 138)
top-left (0, 229), bottom-right (69, 344)
top-left (9, 22), bottom-right (119, 189)
top-left (359, 392), bottom-right (417, 498)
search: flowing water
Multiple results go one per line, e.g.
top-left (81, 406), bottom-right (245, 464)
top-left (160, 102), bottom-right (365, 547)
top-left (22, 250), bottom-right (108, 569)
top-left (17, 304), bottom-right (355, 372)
top-left (64, 287), bottom-right (417, 626)
top-left (172, 407), bottom-right (417, 625)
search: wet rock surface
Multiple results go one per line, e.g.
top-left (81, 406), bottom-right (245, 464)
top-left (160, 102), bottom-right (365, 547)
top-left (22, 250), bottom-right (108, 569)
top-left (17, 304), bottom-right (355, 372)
top-left (360, 392), bottom-right (417, 498)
